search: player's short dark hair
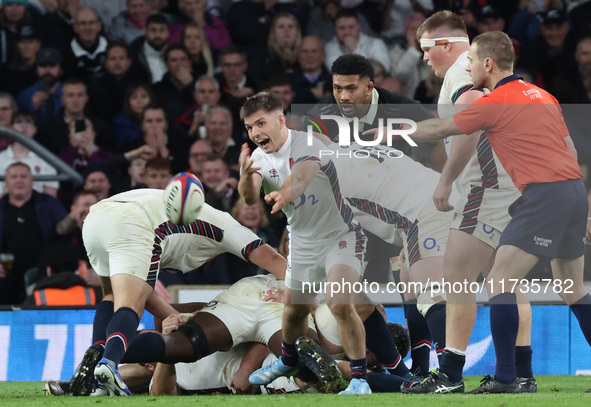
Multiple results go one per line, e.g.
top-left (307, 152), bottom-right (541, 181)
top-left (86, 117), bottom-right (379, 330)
top-left (388, 322), bottom-right (410, 359)
top-left (331, 54), bottom-right (374, 81)
top-left (146, 13), bottom-right (169, 28)
top-left (145, 156), bottom-right (171, 172)
top-left (335, 8), bottom-right (359, 22)
top-left (416, 10), bottom-right (467, 41)
top-left (240, 92), bottom-right (283, 120)
top-left (106, 40), bottom-right (130, 58)
top-left (218, 44), bottom-right (246, 63)
top-left (164, 44), bottom-right (189, 63)
top-left (472, 31), bottom-right (515, 71)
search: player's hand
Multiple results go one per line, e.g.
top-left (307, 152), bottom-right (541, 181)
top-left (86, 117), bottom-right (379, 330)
top-left (263, 287), bottom-right (285, 303)
top-left (265, 191), bottom-right (287, 214)
top-left (161, 313), bottom-right (192, 334)
top-left (433, 181), bottom-right (454, 212)
top-left (231, 369), bottom-right (258, 394)
top-left (239, 143), bottom-right (261, 176)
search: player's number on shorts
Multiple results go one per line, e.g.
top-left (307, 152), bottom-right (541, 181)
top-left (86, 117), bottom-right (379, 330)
top-left (423, 238), bottom-right (441, 251)
top-left (293, 193), bottom-right (319, 209)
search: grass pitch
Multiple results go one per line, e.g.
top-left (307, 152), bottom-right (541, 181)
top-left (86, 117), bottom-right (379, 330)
top-left (0, 376), bottom-right (589, 407)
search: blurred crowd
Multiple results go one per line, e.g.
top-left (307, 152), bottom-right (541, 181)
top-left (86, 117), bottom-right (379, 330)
top-left (1, 0), bottom-right (590, 306)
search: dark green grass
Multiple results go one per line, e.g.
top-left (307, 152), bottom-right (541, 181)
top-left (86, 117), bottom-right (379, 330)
top-left (0, 376), bottom-right (589, 407)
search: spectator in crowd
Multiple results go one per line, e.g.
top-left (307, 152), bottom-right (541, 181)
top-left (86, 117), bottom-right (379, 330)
top-left (251, 12), bottom-right (302, 88)
top-left (0, 92), bottom-right (17, 151)
top-left (324, 9), bottom-right (390, 72)
top-left (129, 13), bottom-right (169, 83)
top-left (225, 0), bottom-right (271, 53)
top-left (37, 0), bottom-right (79, 50)
top-left (0, 110), bottom-right (59, 197)
top-left (118, 155), bottom-right (147, 192)
top-left (0, 162), bottom-right (67, 305)
top-left (266, 75), bottom-right (297, 128)
top-left (80, 0), bottom-right (126, 31)
top-left (389, 12), bottom-right (430, 98)
top-left (551, 35), bottom-right (591, 103)
top-left (121, 106), bottom-right (190, 173)
top-left (17, 47), bottom-right (64, 126)
top-left (305, 0), bottom-right (339, 44)
top-left (289, 35), bottom-right (331, 104)
top-left (36, 77), bottom-right (113, 154)
top-left (142, 156), bottom-right (172, 189)
top-left (370, 59), bottom-right (404, 95)
top-left (204, 106), bottom-right (240, 169)
top-left (107, 0), bottom-right (153, 44)
top-left (58, 118), bottom-right (112, 174)
top-left (521, 9), bottom-right (577, 89)
top-left (0, 0), bottom-right (34, 64)
top-left (82, 165), bottom-right (111, 201)
top-left (87, 41), bottom-right (150, 122)
top-left (507, 0), bottom-right (563, 47)
top-left (152, 44), bottom-right (196, 124)
top-left (112, 82), bottom-right (154, 149)
top-left (187, 139), bottom-right (212, 178)
top-left (169, 0), bottom-right (231, 52)
top-left (0, 24), bottom-right (41, 97)
top-left (181, 22), bottom-right (214, 77)
top-left (62, 6), bottom-right (108, 83)
top-left (201, 152), bottom-right (238, 213)
top-left (52, 188), bottom-right (98, 264)
top-left (381, 0), bottom-right (433, 44)
top-left (215, 45), bottom-right (258, 130)
top-left (175, 76), bottom-right (221, 138)
top-left (476, 5), bottom-right (506, 34)
top-left (21, 243), bottom-right (99, 307)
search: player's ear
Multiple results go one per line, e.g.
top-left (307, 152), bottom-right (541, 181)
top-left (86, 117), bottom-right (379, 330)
top-left (278, 113), bottom-right (286, 128)
top-left (367, 79), bottom-right (374, 93)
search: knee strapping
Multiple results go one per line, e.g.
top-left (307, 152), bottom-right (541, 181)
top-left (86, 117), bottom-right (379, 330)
top-left (416, 282), bottom-right (446, 317)
top-left (178, 320), bottom-right (210, 361)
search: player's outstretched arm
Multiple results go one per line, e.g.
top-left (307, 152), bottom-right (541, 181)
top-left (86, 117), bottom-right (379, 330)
top-left (238, 143), bottom-right (263, 205)
top-left (231, 342), bottom-right (270, 394)
top-left (150, 363), bottom-right (178, 396)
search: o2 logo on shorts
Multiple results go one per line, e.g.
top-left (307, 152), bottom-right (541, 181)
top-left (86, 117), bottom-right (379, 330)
top-left (205, 300), bottom-right (218, 310)
top-left (483, 224), bottom-right (495, 240)
top-left (292, 193), bottom-right (319, 210)
top-left (423, 238), bottom-right (441, 251)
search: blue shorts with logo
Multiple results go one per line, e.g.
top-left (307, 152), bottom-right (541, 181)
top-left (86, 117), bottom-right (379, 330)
top-left (499, 179), bottom-right (587, 258)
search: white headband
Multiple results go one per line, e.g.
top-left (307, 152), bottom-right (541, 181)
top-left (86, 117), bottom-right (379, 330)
top-left (419, 37), bottom-right (469, 48)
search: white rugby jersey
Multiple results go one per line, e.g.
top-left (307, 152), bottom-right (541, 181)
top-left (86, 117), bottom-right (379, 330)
top-left (438, 51), bottom-right (515, 192)
top-left (99, 189), bottom-right (263, 276)
top-left (251, 129), bottom-right (359, 246)
top-left (328, 144), bottom-right (439, 243)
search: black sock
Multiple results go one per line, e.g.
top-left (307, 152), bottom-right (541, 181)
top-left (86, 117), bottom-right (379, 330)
top-left (92, 300), bottom-right (114, 345)
top-left (439, 349), bottom-right (465, 383)
top-left (405, 303), bottom-right (432, 375)
top-left (280, 342), bottom-right (298, 366)
top-left (349, 358), bottom-right (367, 381)
top-left (570, 293), bottom-right (591, 346)
top-left (515, 346), bottom-right (533, 378)
top-left (121, 332), bottom-right (165, 363)
top-left (425, 302), bottom-right (446, 362)
top-left (102, 307), bottom-right (140, 366)
top-left (366, 371), bottom-right (411, 392)
top-left (364, 308), bottom-right (408, 377)
top-left (490, 293), bottom-right (518, 384)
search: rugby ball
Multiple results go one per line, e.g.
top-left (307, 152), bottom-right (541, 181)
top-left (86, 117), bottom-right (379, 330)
top-left (163, 172), bottom-right (205, 225)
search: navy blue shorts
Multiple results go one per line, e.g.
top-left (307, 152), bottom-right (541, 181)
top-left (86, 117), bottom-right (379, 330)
top-left (499, 179), bottom-right (587, 258)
